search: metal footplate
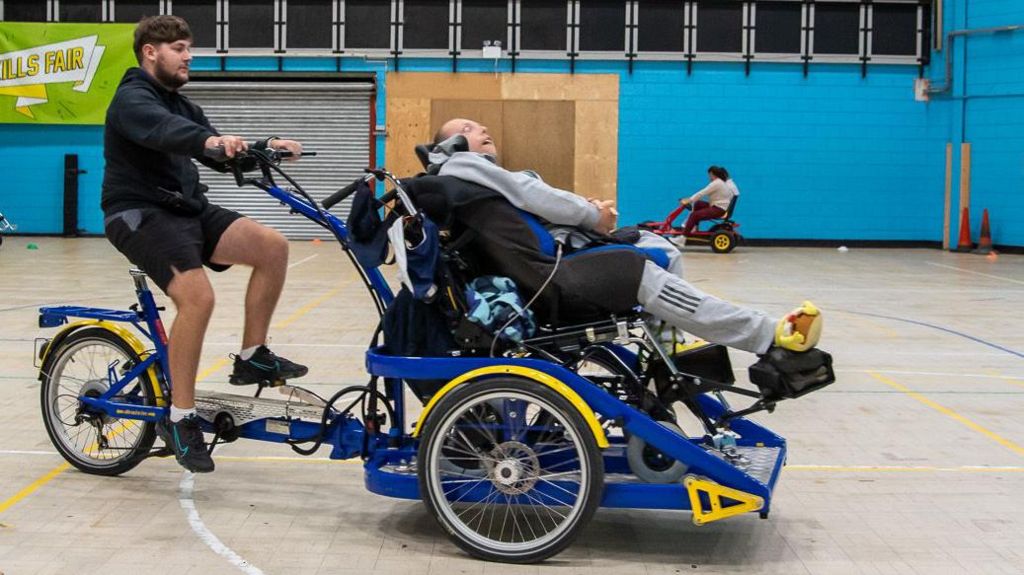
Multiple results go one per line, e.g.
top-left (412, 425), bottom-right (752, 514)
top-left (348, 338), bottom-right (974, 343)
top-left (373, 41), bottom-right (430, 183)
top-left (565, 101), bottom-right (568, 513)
top-left (712, 445), bottom-right (783, 485)
top-left (194, 386), bottom-right (326, 427)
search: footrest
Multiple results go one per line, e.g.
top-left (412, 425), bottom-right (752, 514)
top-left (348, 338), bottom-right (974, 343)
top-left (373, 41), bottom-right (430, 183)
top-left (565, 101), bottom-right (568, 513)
top-left (749, 347), bottom-right (835, 400)
top-left (684, 475), bottom-right (764, 526)
top-left (194, 390), bottom-right (325, 426)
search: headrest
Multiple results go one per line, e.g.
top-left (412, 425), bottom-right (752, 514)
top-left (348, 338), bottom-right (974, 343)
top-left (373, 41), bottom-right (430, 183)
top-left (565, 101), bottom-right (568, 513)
top-left (414, 144), bottom-right (431, 170)
top-left (416, 134), bottom-right (469, 175)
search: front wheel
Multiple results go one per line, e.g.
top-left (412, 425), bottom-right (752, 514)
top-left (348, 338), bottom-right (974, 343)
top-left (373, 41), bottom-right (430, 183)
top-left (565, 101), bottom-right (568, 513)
top-left (711, 231), bottom-right (737, 253)
top-left (40, 328), bottom-right (159, 475)
top-left (418, 377), bottom-right (604, 563)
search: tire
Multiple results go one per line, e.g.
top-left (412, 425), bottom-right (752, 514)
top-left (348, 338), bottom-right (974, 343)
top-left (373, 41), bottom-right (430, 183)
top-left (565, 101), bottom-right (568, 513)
top-left (40, 328), bottom-right (158, 476)
top-left (626, 421), bottom-right (689, 483)
top-left (711, 231), bottom-right (736, 253)
top-left (418, 377), bottom-right (604, 563)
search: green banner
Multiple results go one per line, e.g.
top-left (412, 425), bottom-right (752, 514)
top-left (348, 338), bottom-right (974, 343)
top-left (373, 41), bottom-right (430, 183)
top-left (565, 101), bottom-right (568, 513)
top-left (0, 23), bottom-right (136, 124)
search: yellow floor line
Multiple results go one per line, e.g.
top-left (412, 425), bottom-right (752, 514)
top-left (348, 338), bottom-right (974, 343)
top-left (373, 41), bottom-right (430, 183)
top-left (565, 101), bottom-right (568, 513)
top-left (0, 282), bottom-right (348, 517)
top-left (273, 281), bottom-right (349, 330)
top-left (869, 371), bottom-right (1024, 457)
top-left (0, 462), bottom-right (70, 515)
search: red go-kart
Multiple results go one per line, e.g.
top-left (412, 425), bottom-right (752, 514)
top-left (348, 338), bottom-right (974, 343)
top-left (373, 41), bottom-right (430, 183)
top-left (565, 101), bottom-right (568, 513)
top-left (638, 196), bottom-right (741, 253)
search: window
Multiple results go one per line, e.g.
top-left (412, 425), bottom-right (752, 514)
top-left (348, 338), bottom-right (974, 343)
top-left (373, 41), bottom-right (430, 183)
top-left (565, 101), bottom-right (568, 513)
top-left (814, 3), bottom-right (860, 55)
top-left (696, 0), bottom-right (743, 54)
top-left (755, 1), bottom-right (801, 54)
top-left (60, 0), bottom-right (103, 22)
top-left (171, 0), bottom-right (217, 49)
top-left (287, 0), bottom-right (334, 50)
top-left (229, 0), bottom-right (275, 49)
top-left (461, 0), bottom-right (507, 52)
top-left (115, 1), bottom-right (162, 23)
top-left (872, 3), bottom-right (917, 56)
top-left (579, 0), bottom-right (625, 52)
top-left (403, 0), bottom-right (449, 50)
top-left (346, 0), bottom-right (391, 50)
top-left (637, 0), bottom-right (686, 53)
top-left (3, 0), bottom-right (48, 21)
top-left (520, 0), bottom-right (566, 52)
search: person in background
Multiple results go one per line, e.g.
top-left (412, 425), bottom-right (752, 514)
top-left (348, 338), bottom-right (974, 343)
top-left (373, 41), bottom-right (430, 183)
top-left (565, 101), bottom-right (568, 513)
top-left (679, 165), bottom-right (739, 237)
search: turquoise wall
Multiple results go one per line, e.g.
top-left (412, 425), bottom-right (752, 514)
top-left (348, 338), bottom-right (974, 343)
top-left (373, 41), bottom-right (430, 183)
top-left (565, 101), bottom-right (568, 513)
top-left (2, 0), bottom-right (1020, 246)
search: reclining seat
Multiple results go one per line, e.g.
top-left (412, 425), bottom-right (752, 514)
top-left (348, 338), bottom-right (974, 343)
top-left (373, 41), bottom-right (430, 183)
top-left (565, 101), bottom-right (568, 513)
top-left (405, 145), bottom-right (670, 326)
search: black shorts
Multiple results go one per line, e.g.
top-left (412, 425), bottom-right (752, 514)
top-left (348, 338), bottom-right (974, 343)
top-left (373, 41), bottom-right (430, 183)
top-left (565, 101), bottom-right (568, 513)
top-left (104, 204), bottom-right (245, 293)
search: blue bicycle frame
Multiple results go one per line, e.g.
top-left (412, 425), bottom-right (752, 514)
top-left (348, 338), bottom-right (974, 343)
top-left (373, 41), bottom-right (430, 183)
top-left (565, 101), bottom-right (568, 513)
top-left (38, 161), bottom-right (790, 519)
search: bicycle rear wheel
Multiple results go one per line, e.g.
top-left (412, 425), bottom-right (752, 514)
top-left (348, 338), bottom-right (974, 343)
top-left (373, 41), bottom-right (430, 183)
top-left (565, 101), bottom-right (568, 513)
top-left (40, 327), bottom-right (159, 475)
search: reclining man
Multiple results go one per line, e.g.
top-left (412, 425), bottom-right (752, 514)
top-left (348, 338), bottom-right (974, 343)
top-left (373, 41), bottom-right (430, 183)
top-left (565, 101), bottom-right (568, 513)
top-left (102, 16), bottom-right (308, 473)
top-left (428, 118), bottom-right (822, 356)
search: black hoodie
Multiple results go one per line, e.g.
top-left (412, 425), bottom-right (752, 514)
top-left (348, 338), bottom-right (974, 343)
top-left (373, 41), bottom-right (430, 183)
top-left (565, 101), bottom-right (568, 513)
top-left (101, 67), bottom-right (225, 215)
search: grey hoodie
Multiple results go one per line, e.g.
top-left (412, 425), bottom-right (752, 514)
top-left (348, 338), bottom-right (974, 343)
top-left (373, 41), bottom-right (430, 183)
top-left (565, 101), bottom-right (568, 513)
top-left (431, 150), bottom-right (601, 231)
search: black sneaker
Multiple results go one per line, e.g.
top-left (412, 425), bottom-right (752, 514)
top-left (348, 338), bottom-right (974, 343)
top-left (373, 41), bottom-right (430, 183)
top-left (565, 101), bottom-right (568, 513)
top-left (229, 345), bottom-right (308, 386)
top-left (156, 414), bottom-right (215, 473)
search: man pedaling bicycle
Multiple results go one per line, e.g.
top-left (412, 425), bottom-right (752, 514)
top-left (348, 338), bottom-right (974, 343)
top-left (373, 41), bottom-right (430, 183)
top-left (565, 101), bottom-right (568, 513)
top-left (428, 118), bottom-right (824, 362)
top-left (101, 15), bottom-right (307, 473)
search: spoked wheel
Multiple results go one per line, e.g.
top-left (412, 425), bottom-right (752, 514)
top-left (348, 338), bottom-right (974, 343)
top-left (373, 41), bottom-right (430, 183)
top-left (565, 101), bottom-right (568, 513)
top-left (419, 377), bottom-right (604, 563)
top-left (40, 328), bottom-right (159, 475)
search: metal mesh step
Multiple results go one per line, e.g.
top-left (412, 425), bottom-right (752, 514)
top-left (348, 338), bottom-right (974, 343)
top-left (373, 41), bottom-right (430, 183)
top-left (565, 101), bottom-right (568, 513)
top-left (710, 446), bottom-right (783, 485)
top-left (194, 390), bottom-right (325, 426)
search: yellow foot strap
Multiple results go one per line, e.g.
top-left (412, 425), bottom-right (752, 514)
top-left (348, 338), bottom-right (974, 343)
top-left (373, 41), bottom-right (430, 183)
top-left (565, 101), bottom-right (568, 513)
top-left (684, 476), bottom-right (765, 526)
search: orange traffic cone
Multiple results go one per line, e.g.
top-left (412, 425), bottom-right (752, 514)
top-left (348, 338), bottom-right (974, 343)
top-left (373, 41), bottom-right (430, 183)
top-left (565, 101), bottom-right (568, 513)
top-left (954, 207), bottom-right (974, 252)
top-left (973, 209), bottom-right (993, 254)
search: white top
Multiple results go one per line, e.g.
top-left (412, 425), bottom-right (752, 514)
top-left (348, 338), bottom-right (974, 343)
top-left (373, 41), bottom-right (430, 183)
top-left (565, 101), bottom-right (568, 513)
top-left (689, 178), bottom-right (739, 211)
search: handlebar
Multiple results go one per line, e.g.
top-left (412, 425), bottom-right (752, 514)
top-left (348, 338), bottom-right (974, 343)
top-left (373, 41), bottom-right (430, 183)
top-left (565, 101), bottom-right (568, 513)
top-left (322, 175), bottom-right (370, 210)
top-left (202, 146), bottom-right (316, 163)
top-left (322, 171), bottom-right (403, 212)
top-left (201, 148), bottom-right (414, 218)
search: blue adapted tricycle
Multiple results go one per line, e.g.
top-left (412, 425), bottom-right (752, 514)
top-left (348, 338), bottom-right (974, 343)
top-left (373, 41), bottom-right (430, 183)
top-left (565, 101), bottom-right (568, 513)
top-left (35, 147), bottom-right (835, 563)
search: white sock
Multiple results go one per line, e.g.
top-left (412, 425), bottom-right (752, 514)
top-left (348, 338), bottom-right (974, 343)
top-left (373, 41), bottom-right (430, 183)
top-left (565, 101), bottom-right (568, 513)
top-left (170, 405), bottom-right (197, 423)
top-left (239, 345), bottom-right (260, 361)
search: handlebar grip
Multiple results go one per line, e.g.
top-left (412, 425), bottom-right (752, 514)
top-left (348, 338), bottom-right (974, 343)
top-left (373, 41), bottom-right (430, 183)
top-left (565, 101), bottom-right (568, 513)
top-left (276, 150), bottom-right (318, 158)
top-left (323, 178), bottom-right (364, 210)
top-left (203, 146), bottom-right (229, 162)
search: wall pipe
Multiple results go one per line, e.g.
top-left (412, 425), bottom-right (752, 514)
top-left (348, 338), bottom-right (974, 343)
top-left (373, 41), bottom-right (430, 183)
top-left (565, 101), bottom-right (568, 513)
top-left (927, 24), bottom-right (1024, 94)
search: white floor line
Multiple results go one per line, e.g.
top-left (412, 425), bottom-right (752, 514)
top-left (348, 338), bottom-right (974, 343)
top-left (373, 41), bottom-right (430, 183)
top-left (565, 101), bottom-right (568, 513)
top-left (788, 464), bottom-right (1024, 472)
top-left (179, 472), bottom-right (265, 575)
top-left (925, 262), bottom-right (1024, 286)
top-left (287, 254), bottom-right (318, 269)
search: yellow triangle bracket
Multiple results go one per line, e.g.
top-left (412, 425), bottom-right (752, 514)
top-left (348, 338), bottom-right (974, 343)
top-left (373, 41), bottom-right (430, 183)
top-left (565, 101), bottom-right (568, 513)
top-left (684, 475), bottom-right (765, 526)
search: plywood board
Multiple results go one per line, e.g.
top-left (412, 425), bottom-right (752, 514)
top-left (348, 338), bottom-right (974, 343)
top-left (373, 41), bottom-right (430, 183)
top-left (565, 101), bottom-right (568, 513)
top-left (502, 100), bottom-right (575, 192)
top-left (385, 97), bottom-right (432, 178)
top-left (501, 73), bottom-right (618, 101)
top-left (386, 72), bottom-right (501, 100)
top-left (574, 100), bottom-right (618, 203)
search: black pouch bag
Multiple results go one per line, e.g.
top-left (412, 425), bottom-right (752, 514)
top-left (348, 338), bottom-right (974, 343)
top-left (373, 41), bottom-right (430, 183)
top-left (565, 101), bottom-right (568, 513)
top-left (748, 347), bottom-right (835, 401)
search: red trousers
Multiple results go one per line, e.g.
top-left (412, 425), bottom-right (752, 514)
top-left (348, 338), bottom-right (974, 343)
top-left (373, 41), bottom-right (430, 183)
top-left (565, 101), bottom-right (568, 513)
top-left (683, 201), bottom-right (726, 234)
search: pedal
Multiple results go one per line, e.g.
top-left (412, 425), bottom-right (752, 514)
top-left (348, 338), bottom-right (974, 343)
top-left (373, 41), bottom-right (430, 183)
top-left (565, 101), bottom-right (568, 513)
top-left (193, 390), bottom-right (326, 428)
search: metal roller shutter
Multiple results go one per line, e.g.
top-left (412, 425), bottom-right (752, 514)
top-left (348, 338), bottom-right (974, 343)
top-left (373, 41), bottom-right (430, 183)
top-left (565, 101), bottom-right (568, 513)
top-left (182, 81), bottom-right (373, 239)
